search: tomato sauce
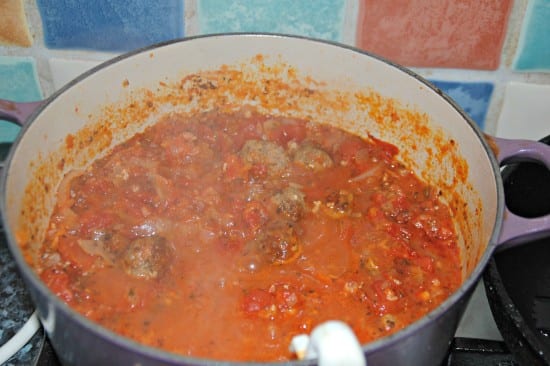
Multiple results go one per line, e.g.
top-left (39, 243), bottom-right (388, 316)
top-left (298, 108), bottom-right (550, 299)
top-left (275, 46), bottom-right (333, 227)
top-left (38, 108), bottom-right (461, 362)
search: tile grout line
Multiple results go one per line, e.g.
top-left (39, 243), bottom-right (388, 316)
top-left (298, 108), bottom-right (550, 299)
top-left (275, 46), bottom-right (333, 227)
top-left (1, 0), bottom-right (549, 137)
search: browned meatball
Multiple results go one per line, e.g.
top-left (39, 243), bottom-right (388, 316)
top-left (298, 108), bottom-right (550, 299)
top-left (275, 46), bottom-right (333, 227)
top-left (293, 143), bottom-right (333, 171)
top-left (121, 236), bottom-right (171, 279)
top-left (256, 221), bottom-right (301, 265)
top-left (239, 140), bottom-right (289, 176)
top-left (321, 190), bottom-right (354, 219)
top-left (271, 186), bottom-right (306, 222)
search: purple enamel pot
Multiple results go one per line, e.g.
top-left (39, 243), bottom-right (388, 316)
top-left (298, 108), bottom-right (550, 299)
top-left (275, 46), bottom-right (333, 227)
top-left (0, 34), bottom-right (549, 366)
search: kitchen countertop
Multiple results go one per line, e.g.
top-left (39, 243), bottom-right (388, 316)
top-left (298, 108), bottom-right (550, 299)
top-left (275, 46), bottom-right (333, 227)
top-left (0, 232), bottom-right (44, 366)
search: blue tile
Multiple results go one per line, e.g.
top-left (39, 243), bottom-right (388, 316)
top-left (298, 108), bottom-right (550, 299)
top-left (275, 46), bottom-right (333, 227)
top-left (0, 57), bottom-right (42, 143)
top-left (198, 0), bottom-right (345, 42)
top-left (37, 0), bottom-right (184, 52)
top-left (429, 80), bottom-right (494, 130)
top-left (513, 0), bottom-right (550, 71)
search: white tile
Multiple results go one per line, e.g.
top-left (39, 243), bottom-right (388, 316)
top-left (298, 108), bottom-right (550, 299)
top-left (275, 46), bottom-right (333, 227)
top-left (496, 82), bottom-right (550, 140)
top-left (48, 58), bottom-right (102, 91)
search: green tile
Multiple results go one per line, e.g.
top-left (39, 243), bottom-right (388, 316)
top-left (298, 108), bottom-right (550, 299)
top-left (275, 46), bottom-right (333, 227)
top-left (0, 57), bottom-right (42, 143)
top-left (513, 0), bottom-right (550, 71)
top-left (198, 0), bottom-right (346, 41)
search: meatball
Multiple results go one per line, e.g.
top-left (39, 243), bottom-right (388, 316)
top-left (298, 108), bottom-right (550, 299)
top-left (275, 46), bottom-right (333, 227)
top-left (271, 186), bottom-right (306, 222)
top-left (293, 143), bottom-right (333, 171)
top-left (321, 190), bottom-right (354, 219)
top-left (121, 236), bottom-right (171, 279)
top-left (256, 221), bottom-right (301, 265)
top-left (239, 140), bottom-right (289, 176)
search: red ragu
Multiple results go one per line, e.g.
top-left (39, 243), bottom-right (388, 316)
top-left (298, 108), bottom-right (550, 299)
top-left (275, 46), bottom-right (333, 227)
top-left (37, 107), bottom-right (461, 362)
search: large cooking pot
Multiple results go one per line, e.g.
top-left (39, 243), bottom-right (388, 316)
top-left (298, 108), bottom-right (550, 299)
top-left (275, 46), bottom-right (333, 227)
top-left (0, 34), bottom-right (549, 366)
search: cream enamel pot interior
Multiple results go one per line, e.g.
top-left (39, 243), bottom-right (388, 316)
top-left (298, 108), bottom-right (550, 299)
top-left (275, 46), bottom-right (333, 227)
top-left (1, 34), bottom-right (550, 366)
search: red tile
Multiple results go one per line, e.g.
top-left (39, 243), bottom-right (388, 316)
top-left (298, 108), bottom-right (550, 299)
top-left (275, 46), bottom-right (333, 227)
top-left (356, 0), bottom-right (512, 70)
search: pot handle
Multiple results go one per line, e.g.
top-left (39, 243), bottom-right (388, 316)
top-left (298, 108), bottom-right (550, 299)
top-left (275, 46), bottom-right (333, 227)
top-left (0, 99), bottom-right (45, 126)
top-left (491, 136), bottom-right (550, 249)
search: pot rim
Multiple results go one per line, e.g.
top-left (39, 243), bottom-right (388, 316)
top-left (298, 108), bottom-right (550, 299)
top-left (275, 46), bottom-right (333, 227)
top-left (0, 32), bottom-right (505, 364)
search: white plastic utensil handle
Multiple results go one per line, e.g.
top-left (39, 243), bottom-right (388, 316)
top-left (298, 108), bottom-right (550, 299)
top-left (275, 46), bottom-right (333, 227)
top-left (290, 320), bottom-right (367, 366)
top-left (0, 311), bottom-right (40, 364)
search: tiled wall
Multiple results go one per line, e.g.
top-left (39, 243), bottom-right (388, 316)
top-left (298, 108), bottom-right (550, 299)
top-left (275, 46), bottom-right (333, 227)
top-left (1, 0), bottom-right (549, 144)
